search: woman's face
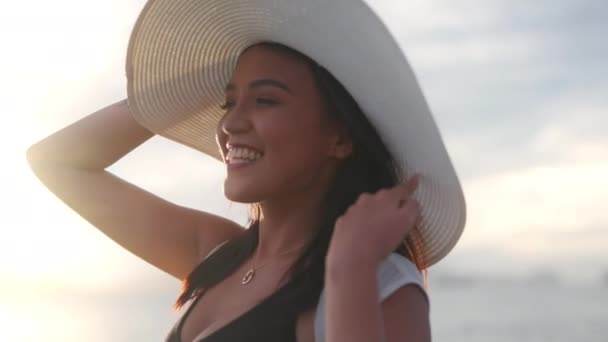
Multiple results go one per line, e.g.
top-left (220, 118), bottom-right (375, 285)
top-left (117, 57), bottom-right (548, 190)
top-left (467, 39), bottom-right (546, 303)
top-left (216, 45), bottom-right (347, 203)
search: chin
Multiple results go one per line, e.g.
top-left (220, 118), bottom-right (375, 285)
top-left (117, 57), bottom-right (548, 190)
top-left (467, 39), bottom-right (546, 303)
top-left (223, 181), bottom-right (262, 204)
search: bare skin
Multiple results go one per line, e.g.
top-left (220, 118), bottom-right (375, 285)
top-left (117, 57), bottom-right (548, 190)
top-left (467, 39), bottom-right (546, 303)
top-left (180, 45), bottom-right (352, 342)
top-left (26, 100), bottom-right (245, 282)
top-left (26, 42), bottom-right (432, 341)
top-left (27, 44), bottom-right (351, 342)
top-left (216, 44), bottom-right (351, 259)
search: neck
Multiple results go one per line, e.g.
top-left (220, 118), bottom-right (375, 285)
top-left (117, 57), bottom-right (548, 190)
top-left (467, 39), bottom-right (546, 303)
top-left (252, 158), bottom-right (339, 261)
top-left (255, 185), bottom-right (327, 260)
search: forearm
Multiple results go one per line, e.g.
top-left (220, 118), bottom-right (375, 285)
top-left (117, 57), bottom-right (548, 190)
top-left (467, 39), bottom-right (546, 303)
top-left (26, 99), bottom-right (154, 170)
top-left (325, 257), bottom-right (385, 342)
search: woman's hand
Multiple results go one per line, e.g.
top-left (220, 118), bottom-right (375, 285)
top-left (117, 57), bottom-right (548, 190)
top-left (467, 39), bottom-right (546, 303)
top-left (327, 174), bottom-right (421, 267)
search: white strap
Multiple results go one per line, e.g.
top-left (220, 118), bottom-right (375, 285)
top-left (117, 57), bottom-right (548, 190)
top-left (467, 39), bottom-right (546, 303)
top-left (313, 253), bottom-right (426, 342)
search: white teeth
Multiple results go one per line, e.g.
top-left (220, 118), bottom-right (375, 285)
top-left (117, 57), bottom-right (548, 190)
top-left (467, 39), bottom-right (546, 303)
top-left (226, 147), bottom-right (263, 163)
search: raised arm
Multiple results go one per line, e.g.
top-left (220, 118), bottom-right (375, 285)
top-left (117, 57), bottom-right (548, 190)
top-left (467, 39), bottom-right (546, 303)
top-left (26, 99), bottom-right (244, 280)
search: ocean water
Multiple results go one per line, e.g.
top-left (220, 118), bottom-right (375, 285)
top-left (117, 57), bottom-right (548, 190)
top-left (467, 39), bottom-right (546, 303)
top-left (2, 283), bottom-right (606, 341)
top-left (429, 284), bottom-right (608, 342)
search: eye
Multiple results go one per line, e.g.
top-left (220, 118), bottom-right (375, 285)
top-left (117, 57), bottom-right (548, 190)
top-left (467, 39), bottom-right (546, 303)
top-left (256, 98), bottom-right (276, 105)
top-left (219, 100), bottom-right (234, 111)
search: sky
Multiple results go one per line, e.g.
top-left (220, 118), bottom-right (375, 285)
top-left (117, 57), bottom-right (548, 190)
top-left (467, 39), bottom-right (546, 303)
top-left (1, 0), bottom-right (607, 306)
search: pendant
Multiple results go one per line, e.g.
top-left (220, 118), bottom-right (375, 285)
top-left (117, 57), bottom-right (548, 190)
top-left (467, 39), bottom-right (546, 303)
top-left (242, 269), bottom-right (255, 284)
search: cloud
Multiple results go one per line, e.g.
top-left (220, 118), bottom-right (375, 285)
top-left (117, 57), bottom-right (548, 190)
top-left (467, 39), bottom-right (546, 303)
top-left (447, 88), bottom-right (608, 179)
top-left (368, 0), bottom-right (501, 37)
top-left (364, 0), bottom-right (608, 152)
top-left (442, 84), bottom-right (608, 278)
top-left (462, 161), bottom-right (608, 238)
top-left (8, 0), bottom-right (607, 291)
top-left (445, 145), bottom-right (608, 280)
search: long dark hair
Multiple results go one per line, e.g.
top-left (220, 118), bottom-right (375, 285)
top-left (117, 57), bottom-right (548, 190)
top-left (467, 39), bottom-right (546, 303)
top-left (174, 42), bottom-right (427, 314)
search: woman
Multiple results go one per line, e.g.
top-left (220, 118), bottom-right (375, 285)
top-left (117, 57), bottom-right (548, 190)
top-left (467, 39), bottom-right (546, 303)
top-left (27, 0), bottom-right (466, 341)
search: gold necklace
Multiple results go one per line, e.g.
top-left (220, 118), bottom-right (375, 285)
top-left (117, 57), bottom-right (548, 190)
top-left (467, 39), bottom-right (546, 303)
top-left (241, 243), bottom-right (308, 285)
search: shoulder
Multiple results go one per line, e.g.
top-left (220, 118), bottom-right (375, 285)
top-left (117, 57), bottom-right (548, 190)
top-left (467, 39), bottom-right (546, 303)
top-left (379, 255), bottom-right (431, 341)
top-left (377, 253), bottom-right (426, 302)
top-left (313, 253), bottom-right (427, 342)
top-left (317, 252), bottom-right (426, 302)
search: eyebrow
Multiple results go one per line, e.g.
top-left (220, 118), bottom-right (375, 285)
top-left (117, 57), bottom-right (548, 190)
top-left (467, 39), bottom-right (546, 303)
top-left (224, 79), bottom-right (293, 95)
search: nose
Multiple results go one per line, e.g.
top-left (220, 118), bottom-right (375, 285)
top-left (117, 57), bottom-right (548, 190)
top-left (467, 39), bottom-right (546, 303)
top-left (219, 102), bottom-right (252, 135)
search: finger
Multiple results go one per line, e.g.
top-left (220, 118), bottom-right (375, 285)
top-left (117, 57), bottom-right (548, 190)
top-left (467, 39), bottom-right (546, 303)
top-left (405, 173), bottom-right (420, 193)
top-left (396, 174), bottom-right (420, 206)
top-left (399, 198), bottom-right (421, 224)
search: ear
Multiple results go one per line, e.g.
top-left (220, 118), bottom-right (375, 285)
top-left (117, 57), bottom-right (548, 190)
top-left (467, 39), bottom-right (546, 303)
top-left (327, 127), bottom-right (353, 159)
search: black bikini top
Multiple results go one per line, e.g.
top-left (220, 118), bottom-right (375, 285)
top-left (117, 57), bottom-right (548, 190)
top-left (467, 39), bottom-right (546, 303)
top-left (165, 273), bottom-right (297, 342)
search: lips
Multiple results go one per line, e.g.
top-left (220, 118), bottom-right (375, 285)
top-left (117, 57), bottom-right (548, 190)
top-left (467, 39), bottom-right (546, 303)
top-left (224, 142), bottom-right (264, 164)
top-left (226, 147), bottom-right (263, 163)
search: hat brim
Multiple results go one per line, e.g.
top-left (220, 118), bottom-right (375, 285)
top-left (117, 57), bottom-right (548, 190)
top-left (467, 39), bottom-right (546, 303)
top-left (126, 0), bottom-right (466, 267)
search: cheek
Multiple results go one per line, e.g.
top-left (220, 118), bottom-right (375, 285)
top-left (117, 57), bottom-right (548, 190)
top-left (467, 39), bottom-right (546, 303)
top-left (261, 113), bottom-right (320, 153)
top-left (263, 121), bottom-right (328, 177)
top-left (259, 106), bottom-right (327, 145)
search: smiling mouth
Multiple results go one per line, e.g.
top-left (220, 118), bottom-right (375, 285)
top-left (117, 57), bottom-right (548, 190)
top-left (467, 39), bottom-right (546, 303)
top-left (227, 157), bottom-right (262, 165)
top-left (226, 156), bottom-right (264, 171)
top-left (225, 147), bottom-right (264, 165)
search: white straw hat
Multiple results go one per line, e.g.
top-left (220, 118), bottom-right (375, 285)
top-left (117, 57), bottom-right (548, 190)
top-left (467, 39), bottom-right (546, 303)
top-left (126, 0), bottom-right (466, 267)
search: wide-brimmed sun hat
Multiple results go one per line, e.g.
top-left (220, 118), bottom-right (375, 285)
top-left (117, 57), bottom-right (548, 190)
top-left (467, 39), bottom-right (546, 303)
top-left (125, 0), bottom-right (466, 267)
